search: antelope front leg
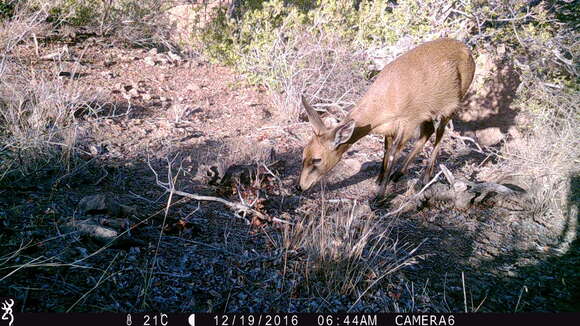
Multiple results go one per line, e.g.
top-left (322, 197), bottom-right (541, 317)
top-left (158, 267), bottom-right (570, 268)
top-left (376, 133), bottom-right (403, 197)
top-left (422, 117), bottom-right (450, 184)
top-left (392, 120), bottom-right (435, 182)
top-left (376, 135), bottom-right (393, 185)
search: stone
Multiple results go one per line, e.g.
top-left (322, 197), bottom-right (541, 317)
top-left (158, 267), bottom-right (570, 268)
top-left (144, 56), bottom-right (156, 66)
top-left (78, 194), bottom-right (135, 218)
top-left (168, 51), bottom-right (182, 62)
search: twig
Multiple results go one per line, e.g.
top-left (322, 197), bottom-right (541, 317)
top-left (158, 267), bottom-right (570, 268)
top-left (327, 198), bottom-right (353, 204)
top-left (440, 164), bottom-right (455, 185)
top-left (450, 133), bottom-right (484, 153)
top-left (93, 166), bottom-right (108, 186)
top-left (169, 189), bottom-right (278, 223)
top-left (384, 170), bottom-right (444, 217)
top-left (261, 162), bottom-right (283, 187)
top-left (257, 122), bottom-right (308, 131)
top-left (462, 272), bottom-right (468, 313)
top-left (32, 33), bottom-right (39, 57)
top-left (514, 285), bottom-right (528, 312)
top-left (508, 7), bottom-right (526, 50)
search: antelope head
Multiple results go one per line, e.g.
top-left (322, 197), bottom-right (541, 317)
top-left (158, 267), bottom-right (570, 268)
top-left (298, 96), bottom-right (356, 191)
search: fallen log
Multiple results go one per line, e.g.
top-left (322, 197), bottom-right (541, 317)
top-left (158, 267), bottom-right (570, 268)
top-left (389, 164), bottom-right (528, 215)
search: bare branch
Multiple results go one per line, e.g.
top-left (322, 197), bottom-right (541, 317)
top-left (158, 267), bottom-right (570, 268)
top-left (148, 157), bottom-right (292, 225)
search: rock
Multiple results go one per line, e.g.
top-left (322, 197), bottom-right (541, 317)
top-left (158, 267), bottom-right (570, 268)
top-left (87, 144), bottom-right (107, 156)
top-left (157, 56), bottom-right (169, 65)
top-left (144, 56), bottom-right (156, 66)
top-left (187, 83), bottom-right (200, 92)
top-left (128, 88), bottom-right (139, 97)
top-left (167, 103), bottom-right (187, 121)
top-left (63, 218), bottom-right (144, 247)
top-left (78, 194), bottom-right (135, 218)
top-left (168, 51), bottom-right (181, 62)
top-left (342, 158), bottom-right (362, 172)
top-left (101, 71), bottom-right (117, 79)
top-left (103, 59), bottom-right (116, 67)
top-left (63, 219), bottom-right (118, 243)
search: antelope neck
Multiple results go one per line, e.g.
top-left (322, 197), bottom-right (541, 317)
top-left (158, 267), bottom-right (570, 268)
top-left (337, 123), bottom-right (372, 155)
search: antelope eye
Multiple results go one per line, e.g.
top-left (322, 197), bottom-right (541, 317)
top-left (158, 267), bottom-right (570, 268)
top-left (311, 158), bottom-right (322, 165)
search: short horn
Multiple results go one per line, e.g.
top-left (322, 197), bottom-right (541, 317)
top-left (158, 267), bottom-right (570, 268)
top-left (301, 95), bottom-right (326, 134)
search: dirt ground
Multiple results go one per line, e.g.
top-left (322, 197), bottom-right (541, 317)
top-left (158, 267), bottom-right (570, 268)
top-left (1, 33), bottom-right (578, 312)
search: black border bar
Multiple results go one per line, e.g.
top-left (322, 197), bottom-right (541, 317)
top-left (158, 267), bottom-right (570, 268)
top-left (10, 312), bottom-right (580, 326)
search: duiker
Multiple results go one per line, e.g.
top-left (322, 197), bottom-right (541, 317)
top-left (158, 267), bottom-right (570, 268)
top-left (299, 38), bottom-right (475, 197)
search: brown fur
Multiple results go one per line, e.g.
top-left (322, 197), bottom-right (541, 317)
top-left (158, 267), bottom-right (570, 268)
top-left (299, 38), bottom-right (475, 196)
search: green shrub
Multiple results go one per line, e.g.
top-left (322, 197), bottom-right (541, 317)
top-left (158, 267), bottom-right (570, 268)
top-left (46, 0), bottom-right (99, 26)
top-left (0, 0), bottom-right (15, 20)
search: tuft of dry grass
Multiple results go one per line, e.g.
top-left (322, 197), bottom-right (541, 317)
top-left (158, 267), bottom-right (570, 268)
top-left (0, 1), bottom-right (51, 54)
top-left (279, 200), bottom-right (423, 300)
top-left (0, 60), bottom-right (101, 180)
top-left (109, 0), bottom-right (178, 51)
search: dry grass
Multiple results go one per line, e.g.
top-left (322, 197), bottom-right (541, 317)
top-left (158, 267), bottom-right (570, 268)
top-left (0, 2), bottom-right (51, 54)
top-left (0, 0), bottom-right (176, 181)
top-left (0, 60), bottom-right (102, 179)
top-left (279, 199), bottom-right (422, 300)
top-left (240, 28), bottom-right (369, 122)
top-left (1, 0), bottom-right (577, 313)
top-left (0, 1), bottom-right (104, 183)
top-left (8, 0), bottom-right (180, 50)
top-left (481, 87), bottom-right (579, 247)
top-left (109, 0), bottom-right (178, 51)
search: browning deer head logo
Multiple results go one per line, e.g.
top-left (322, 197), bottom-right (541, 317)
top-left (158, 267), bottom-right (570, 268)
top-left (1, 299), bottom-right (14, 326)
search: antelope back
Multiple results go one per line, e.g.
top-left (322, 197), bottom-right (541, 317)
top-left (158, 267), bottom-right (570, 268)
top-left (349, 38), bottom-right (475, 140)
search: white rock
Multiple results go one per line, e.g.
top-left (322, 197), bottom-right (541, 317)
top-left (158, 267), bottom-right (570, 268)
top-left (168, 51), bottom-right (181, 61)
top-left (144, 56), bottom-right (156, 66)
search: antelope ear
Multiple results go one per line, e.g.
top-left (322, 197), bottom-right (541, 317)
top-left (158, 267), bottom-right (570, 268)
top-left (301, 95), bottom-right (326, 135)
top-left (331, 120), bottom-right (356, 149)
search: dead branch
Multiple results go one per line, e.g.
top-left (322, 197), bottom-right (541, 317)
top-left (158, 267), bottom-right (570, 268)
top-left (390, 164), bottom-right (528, 214)
top-left (168, 188), bottom-right (293, 225)
top-left (148, 157), bottom-right (292, 225)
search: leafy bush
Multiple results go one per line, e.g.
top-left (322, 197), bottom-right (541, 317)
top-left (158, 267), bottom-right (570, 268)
top-left (46, 0), bottom-right (99, 26)
top-left (0, 0), bottom-right (15, 20)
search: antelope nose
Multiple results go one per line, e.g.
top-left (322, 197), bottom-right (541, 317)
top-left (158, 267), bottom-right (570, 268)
top-left (295, 183), bottom-right (303, 192)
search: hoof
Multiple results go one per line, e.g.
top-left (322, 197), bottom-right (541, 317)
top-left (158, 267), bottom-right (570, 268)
top-left (391, 171), bottom-right (404, 182)
top-left (371, 193), bottom-right (387, 206)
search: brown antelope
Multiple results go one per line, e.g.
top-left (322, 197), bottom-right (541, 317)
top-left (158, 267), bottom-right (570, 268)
top-left (299, 38), bottom-right (475, 197)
